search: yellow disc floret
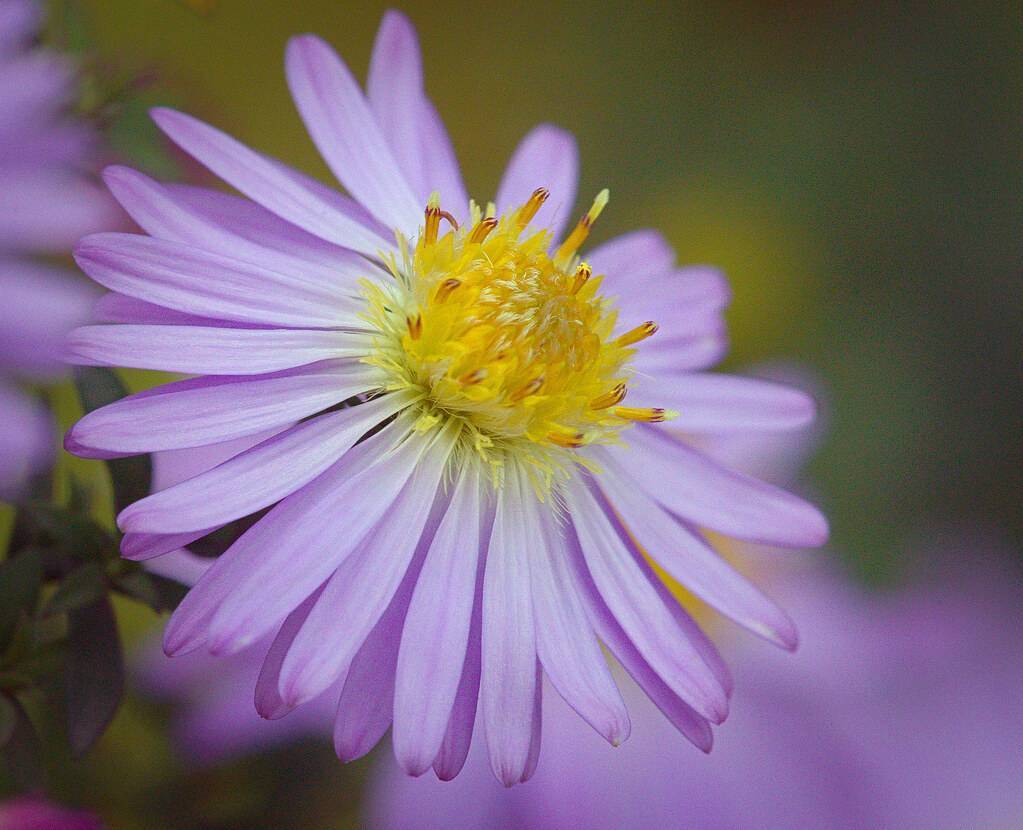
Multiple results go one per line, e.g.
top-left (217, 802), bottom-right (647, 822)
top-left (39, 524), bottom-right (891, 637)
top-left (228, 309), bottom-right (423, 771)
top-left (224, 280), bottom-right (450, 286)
top-left (361, 188), bottom-right (674, 488)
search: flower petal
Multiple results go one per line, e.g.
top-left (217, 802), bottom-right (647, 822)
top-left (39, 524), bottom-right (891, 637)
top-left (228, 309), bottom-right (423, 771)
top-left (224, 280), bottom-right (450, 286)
top-left (255, 585), bottom-right (326, 720)
top-left (366, 10), bottom-right (467, 216)
top-left (587, 230), bottom-right (675, 282)
top-left (119, 393), bottom-right (411, 535)
top-left (277, 426), bottom-right (456, 706)
top-left (102, 165), bottom-right (382, 288)
top-left (563, 477), bottom-right (728, 724)
top-left (285, 34), bottom-right (422, 232)
top-left (149, 107), bottom-right (391, 256)
top-left (120, 528), bottom-right (219, 562)
top-left (66, 324), bottom-right (369, 375)
top-left (568, 539), bottom-right (714, 752)
top-left (635, 373), bottom-right (817, 433)
top-left (75, 233), bottom-right (363, 328)
top-left (162, 423), bottom-right (414, 656)
top-left (496, 125), bottom-right (578, 243)
top-left (66, 361), bottom-right (380, 457)
top-left (480, 468), bottom-right (538, 786)
top-left (432, 544), bottom-right (486, 782)
top-left (528, 501), bottom-right (630, 746)
top-left (393, 465), bottom-right (484, 776)
top-left (592, 454), bottom-right (797, 649)
top-left (613, 426), bottom-right (829, 547)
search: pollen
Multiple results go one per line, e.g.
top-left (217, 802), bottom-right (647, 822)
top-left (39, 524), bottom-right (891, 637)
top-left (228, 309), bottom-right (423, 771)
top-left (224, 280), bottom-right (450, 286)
top-left (361, 189), bottom-right (674, 482)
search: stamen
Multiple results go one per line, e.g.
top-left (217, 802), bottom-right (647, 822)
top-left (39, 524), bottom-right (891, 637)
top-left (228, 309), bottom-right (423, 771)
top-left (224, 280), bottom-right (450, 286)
top-left (438, 210), bottom-right (459, 231)
top-left (589, 383), bottom-right (627, 410)
top-left (509, 376), bottom-right (545, 402)
top-left (570, 262), bottom-right (592, 295)
top-left (469, 217), bottom-right (499, 244)
top-left (406, 313), bottom-right (422, 340)
top-left (614, 406), bottom-right (673, 423)
top-left (434, 278), bottom-right (462, 303)
top-left (616, 321), bottom-right (658, 347)
top-left (460, 368), bottom-right (487, 385)
top-left (423, 192), bottom-right (441, 246)
top-left (555, 189), bottom-right (610, 264)
top-left (517, 187), bottom-right (550, 229)
top-left (547, 428), bottom-right (585, 449)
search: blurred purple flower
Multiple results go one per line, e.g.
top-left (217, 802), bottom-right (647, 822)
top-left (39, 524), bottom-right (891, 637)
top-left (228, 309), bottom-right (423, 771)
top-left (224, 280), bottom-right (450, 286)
top-left (71, 10), bottom-right (826, 782)
top-left (0, 0), bottom-right (116, 498)
top-left (368, 539), bottom-right (1023, 830)
top-left (0, 796), bottom-right (102, 830)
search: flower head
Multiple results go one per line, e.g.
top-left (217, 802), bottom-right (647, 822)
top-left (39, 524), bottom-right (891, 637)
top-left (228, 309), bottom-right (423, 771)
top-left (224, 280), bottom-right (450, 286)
top-left (67, 10), bottom-right (827, 784)
top-left (0, 0), bottom-right (114, 497)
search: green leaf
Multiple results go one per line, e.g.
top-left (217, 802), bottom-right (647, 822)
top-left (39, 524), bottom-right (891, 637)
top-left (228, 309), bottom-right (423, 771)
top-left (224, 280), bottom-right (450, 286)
top-left (65, 597), bottom-right (124, 755)
top-left (42, 562), bottom-right (108, 617)
top-left (0, 550), bottom-right (42, 648)
top-left (72, 367), bottom-right (152, 516)
top-left (0, 697), bottom-right (43, 790)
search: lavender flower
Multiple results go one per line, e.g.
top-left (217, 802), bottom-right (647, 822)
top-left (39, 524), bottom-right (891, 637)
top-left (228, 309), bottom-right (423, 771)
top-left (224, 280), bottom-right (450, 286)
top-left (368, 542), bottom-right (1023, 829)
top-left (0, 0), bottom-right (115, 497)
top-left (68, 11), bottom-right (826, 783)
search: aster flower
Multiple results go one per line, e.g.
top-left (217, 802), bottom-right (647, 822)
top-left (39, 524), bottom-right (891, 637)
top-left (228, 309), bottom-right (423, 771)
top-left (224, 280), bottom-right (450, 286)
top-left (67, 11), bottom-right (827, 783)
top-left (0, 0), bottom-right (115, 497)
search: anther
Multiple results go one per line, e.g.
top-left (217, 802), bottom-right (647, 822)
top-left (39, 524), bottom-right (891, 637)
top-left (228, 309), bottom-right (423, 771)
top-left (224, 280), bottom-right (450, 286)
top-left (423, 192), bottom-right (441, 246)
top-left (555, 188), bottom-right (610, 264)
top-left (615, 321), bottom-right (658, 347)
top-left (614, 406), bottom-right (674, 423)
top-left (547, 429), bottom-right (586, 449)
top-left (570, 262), bottom-right (592, 295)
top-left (509, 376), bottom-right (545, 402)
top-left (589, 383), bottom-right (627, 410)
top-left (469, 217), bottom-right (499, 244)
top-left (406, 313), bottom-right (422, 340)
top-left (517, 187), bottom-right (550, 229)
top-left (435, 278), bottom-right (462, 303)
top-left (459, 368), bottom-right (487, 385)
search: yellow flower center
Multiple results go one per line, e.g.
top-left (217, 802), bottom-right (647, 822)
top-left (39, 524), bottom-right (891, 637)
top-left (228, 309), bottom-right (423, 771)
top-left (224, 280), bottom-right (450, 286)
top-left (361, 188), bottom-right (673, 487)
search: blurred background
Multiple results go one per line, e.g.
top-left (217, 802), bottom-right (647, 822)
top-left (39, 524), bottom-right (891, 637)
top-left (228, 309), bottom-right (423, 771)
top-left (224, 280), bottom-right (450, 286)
top-left (2, 0), bottom-right (1020, 827)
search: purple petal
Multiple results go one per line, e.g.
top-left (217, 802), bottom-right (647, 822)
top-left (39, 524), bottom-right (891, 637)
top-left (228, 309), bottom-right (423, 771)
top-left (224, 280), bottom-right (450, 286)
top-left (150, 107), bottom-right (391, 256)
top-left (634, 373), bottom-right (817, 433)
top-left (392, 465), bottom-right (483, 775)
top-left (285, 34), bottom-right (422, 232)
top-left (593, 455), bottom-right (796, 649)
top-left (480, 471), bottom-right (538, 786)
top-left (120, 528), bottom-right (218, 562)
top-left (255, 585), bottom-right (325, 719)
top-left (1, 260), bottom-right (96, 376)
top-left (568, 537), bottom-right (714, 752)
top-left (528, 501), bottom-right (630, 745)
top-left (496, 125), bottom-right (578, 243)
top-left (103, 165), bottom-right (384, 288)
top-left (563, 477), bottom-right (729, 724)
top-left (612, 426), bottom-right (829, 547)
top-left (587, 230), bottom-right (675, 282)
top-left (66, 324), bottom-right (369, 375)
top-left (162, 423), bottom-right (413, 656)
top-left (0, 383), bottom-right (52, 500)
top-left (119, 393), bottom-right (409, 535)
top-left (432, 538), bottom-right (487, 781)
top-left (0, 169), bottom-right (119, 252)
top-left (593, 454), bottom-right (796, 648)
top-left (143, 549), bottom-right (212, 587)
top-left (75, 233), bottom-right (363, 328)
top-left (66, 361), bottom-right (380, 457)
top-left (519, 661), bottom-right (543, 784)
top-left (277, 427), bottom-right (456, 706)
top-left (366, 11), bottom-right (468, 216)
